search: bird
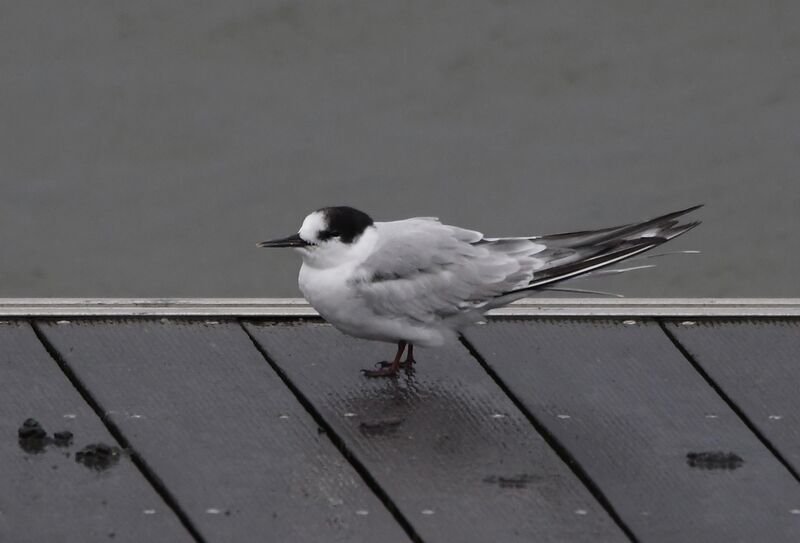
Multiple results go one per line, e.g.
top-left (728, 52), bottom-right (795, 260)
top-left (258, 205), bottom-right (702, 377)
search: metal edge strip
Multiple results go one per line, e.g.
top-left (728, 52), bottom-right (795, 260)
top-left (0, 298), bottom-right (799, 317)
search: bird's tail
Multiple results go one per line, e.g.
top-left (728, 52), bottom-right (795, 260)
top-left (486, 205), bottom-right (702, 306)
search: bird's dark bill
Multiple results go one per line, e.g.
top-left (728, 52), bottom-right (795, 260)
top-left (256, 233), bottom-right (310, 248)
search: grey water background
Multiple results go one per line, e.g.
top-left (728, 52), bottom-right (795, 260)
top-left (1, 2), bottom-right (798, 298)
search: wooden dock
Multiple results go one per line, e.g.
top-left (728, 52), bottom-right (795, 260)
top-left (2, 299), bottom-right (799, 542)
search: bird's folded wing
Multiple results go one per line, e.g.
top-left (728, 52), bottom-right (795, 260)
top-left (351, 206), bottom-right (702, 321)
top-left (351, 218), bottom-right (545, 323)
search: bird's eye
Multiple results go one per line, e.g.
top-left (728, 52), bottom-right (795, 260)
top-left (318, 230), bottom-right (340, 241)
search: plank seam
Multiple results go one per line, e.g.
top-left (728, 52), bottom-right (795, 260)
top-left (30, 321), bottom-right (207, 543)
top-left (239, 321), bottom-right (424, 543)
top-left (459, 335), bottom-right (639, 543)
top-left (657, 320), bottom-right (800, 484)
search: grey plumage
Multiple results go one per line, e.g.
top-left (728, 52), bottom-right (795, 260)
top-left (349, 205), bottom-right (701, 328)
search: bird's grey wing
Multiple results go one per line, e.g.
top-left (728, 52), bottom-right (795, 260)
top-left (353, 206), bottom-right (701, 320)
top-left (351, 218), bottom-right (546, 323)
top-left (353, 206), bottom-right (700, 322)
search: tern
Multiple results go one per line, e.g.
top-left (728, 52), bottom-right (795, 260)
top-left (258, 205), bottom-right (701, 377)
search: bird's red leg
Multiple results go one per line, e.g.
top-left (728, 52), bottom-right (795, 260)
top-left (401, 343), bottom-right (416, 371)
top-left (362, 341), bottom-right (407, 378)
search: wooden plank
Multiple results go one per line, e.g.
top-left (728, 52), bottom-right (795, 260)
top-left (665, 318), bottom-right (800, 474)
top-left (244, 320), bottom-right (628, 543)
top-left (38, 319), bottom-right (410, 543)
top-left (464, 318), bottom-right (800, 542)
top-left (0, 321), bottom-right (193, 543)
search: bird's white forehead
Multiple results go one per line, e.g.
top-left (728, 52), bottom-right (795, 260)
top-left (299, 211), bottom-right (327, 241)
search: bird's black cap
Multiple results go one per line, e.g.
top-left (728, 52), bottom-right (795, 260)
top-left (317, 206), bottom-right (374, 244)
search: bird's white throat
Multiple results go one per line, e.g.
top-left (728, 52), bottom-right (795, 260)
top-left (296, 224), bottom-right (379, 270)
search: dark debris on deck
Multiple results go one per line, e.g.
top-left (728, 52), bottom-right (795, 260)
top-left (2, 310), bottom-right (800, 542)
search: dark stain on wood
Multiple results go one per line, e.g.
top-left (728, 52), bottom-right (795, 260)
top-left (75, 443), bottom-right (122, 471)
top-left (483, 473), bottom-right (548, 489)
top-left (686, 451), bottom-right (744, 470)
top-left (358, 418), bottom-right (404, 437)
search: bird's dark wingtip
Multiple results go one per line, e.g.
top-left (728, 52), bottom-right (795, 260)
top-left (664, 220), bottom-right (702, 241)
top-left (655, 204), bottom-right (704, 222)
top-left (682, 204), bottom-right (704, 213)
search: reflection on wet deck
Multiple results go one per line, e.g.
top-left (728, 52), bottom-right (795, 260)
top-left (2, 301), bottom-right (799, 542)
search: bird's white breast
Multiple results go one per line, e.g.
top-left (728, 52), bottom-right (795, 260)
top-left (299, 263), bottom-right (453, 346)
top-left (296, 228), bottom-right (378, 328)
top-left (298, 262), bottom-right (382, 339)
top-left (296, 225), bottom-right (451, 347)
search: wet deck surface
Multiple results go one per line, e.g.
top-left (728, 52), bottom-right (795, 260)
top-left (2, 316), bottom-right (800, 542)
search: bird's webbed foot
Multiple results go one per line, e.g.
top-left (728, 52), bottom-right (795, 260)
top-left (361, 362), bottom-right (401, 378)
top-left (360, 342), bottom-right (415, 377)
